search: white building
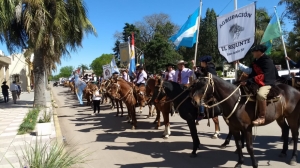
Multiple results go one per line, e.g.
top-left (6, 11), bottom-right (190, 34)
top-left (8, 51), bottom-right (32, 92)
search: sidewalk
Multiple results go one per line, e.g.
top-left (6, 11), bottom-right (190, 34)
top-left (0, 91), bottom-right (56, 168)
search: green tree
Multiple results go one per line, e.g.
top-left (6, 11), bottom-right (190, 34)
top-left (144, 34), bottom-right (182, 74)
top-left (90, 54), bottom-right (114, 76)
top-left (77, 64), bottom-right (89, 76)
top-left (58, 66), bottom-right (74, 78)
top-left (0, 0), bottom-right (96, 107)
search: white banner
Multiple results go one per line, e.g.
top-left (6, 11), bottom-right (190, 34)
top-left (102, 64), bottom-right (112, 80)
top-left (217, 3), bottom-right (255, 63)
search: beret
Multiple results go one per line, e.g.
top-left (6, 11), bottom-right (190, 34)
top-left (199, 56), bottom-right (212, 62)
top-left (251, 44), bottom-right (267, 53)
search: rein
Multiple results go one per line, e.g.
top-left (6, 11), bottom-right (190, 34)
top-left (196, 73), bottom-right (242, 124)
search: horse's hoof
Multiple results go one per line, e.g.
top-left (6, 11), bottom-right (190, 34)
top-left (163, 136), bottom-right (169, 139)
top-left (219, 144), bottom-right (227, 149)
top-left (234, 164), bottom-right (242, 168)
top-left (290, 160), bottom-right (297, 166)
top-left (278, 153), bottom-right (287, 158)
top-left (131, 126), bottom-right (136, 130)
top-left (190, 153), bottom-right (197, 158)
top-left (211, 134), bottom-right (219, 139)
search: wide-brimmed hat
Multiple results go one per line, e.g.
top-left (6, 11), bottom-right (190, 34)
top-left (251, 44), bottom-right (267, 53)
top-left (177, 60), bottom-right (187, 65)
top-left (2, 81), bottom-right (6, 84)
top-left (112, 71), bottom-right (119, 75)
top-left (166, 63), bottom-right (176, 67)
top-left (199, 56), bottom-right (212, 63)
top-left (296, 47), bottom-right (300, 52)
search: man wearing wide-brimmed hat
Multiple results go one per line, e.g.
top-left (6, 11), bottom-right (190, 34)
top-left (1, 81), bottom-right (9, 103)
top-left (164, 63), bottom-right (176, 81)
top-left (133, 66), bottom-right (147, 87)
top-left (240, 44), bottom-right (277, 126)
top-left (174, 60), bottom-right (193, 85)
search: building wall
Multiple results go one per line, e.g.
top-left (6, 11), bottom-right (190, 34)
top-left (9, 53), bottom-right (29, 91)
top-left (0, 50), bottom-right (11, 86)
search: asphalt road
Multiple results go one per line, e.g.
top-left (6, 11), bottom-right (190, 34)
top-left (52, 86), bottom-right (299, 168)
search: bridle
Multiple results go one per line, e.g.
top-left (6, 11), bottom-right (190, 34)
top-left (193, 73), bottom-right (242, 124)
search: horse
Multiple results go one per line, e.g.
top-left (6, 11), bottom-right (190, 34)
top-left (105, 79), bottom-right (125, 117)
top-left (191, 73), bottom-right (300, 168)
top-left (108, 78), bottom-right (138, 129)
top-left (146, 77), bottom-right (172, 138)
top-left (152, 77), bottom-right (223, 157)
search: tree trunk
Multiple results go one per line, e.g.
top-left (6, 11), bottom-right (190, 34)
top-left (33, 49), bottom-right (46, 107)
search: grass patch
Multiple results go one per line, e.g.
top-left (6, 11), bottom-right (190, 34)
top-left (9, 138), bottom-right (90, 168)
top-left (18, 108), bottom-right (40, 135)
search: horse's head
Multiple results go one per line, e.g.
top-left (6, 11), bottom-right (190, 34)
top-left (135, 85), bottom-right (147, 107)
top-left (145, 77), bottom-right (156, 104)
top-left (153, 76), bottom-right (166, 103)
top-left (190, 73), bottom-right (215, 107)
top-left (108, 82), bottom-right (119, 99)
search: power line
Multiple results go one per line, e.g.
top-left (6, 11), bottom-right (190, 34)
top-left (218, 0), bottom-right (233, 15)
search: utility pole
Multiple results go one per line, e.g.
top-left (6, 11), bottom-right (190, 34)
top-left (234, 0), bottom-right (238, 81)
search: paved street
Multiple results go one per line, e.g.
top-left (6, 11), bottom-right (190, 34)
top-left (53, 86), bottom-right (300, 168)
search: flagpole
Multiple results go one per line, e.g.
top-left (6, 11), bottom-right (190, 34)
top-left (193, 0), bottom-right (203, 72)
top-left (274, 6), bottom-right (291, 76)
top-left (234, 0), bottom-right (238, 81)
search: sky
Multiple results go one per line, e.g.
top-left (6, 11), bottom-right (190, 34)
top-left (0, 0), bottom-right (293, 75)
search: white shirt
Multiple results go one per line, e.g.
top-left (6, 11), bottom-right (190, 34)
top-left (164, 70), bottom-right (176, 81)
top-left (92, 90), bottom-right (101, 100)
top-left (134, 70), bottom-right (147, 84)
top-left (10, 83), bottom-right (18, 91)
top-left (93, 76), bottom-right (97, 82)
top-left (174, 68), bottom-right (193, 84)
top-left (122, 72), bottom-right (130, 82)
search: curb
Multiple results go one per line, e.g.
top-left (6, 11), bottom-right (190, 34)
top-left (50, 90), bottom-right (63, 144)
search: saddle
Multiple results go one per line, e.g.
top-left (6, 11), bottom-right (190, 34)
top-left (242, 83), bottom-right (282, 102)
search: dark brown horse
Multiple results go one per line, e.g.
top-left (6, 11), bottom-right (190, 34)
top-left (191, 73), bottom-right (300, 168)
top-left (152, 77), bottom-right (223, 157)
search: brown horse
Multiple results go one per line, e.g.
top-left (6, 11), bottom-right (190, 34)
top-left (146, 77), bottom-right (172, 138)
top-left (191, 73), bottom-right (300, 168)
top-left (105, 79), bottom-right (124, 117)
top-left (109, 78), bottom-right (138, 129)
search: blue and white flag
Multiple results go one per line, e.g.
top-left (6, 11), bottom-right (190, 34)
top-left (169, 7), bottom-right (200, 49)
top-left (110, 58), bottom-right (120, 74)
top-left (74, 74), bottom-right (87, 105)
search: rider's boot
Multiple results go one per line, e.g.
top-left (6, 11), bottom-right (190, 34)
top-left (252, 100), bottom-right (266, 126)
top-left (197, 105), bottom-right (205, 120)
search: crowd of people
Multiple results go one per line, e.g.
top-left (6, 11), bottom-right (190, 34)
top-left (1, 81), bottom-right (22, 104)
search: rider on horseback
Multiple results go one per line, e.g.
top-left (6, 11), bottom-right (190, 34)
top-left (164, 63), bottom-right (176, 81)
top-left (133, 66), bottom-right (147, 87)
top-left (240, 44), bottom-right (277, 126)
top-left (192, 56), bottom-right (217, 120)
top-left (286, 47), bottom-right (300, 77)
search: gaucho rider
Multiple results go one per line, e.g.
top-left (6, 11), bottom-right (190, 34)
top-left (172, 60), bottom-right (194, 115)
top-left (240, 45), bottom-right (277, 126)
top-left (164, 63), bottom-right (176, 81)
top-left (192, 56), bottom-right (217, 120)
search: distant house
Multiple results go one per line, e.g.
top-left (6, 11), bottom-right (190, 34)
top-left (8, 51), bottom-right (33, 92)
top-left (0, 50), bottom-right (11, 85)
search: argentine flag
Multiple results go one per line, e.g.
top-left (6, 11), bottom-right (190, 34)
top-left (169, 7), bottom-right (200, 49)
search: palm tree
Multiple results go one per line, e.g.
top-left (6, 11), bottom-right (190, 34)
top-left (0, 0), bottom-right (97, 107)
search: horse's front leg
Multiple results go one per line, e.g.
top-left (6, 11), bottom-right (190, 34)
top-left (286, 116), bottom-right (299, 166)
top-left (232, 130), bottom-right (244, 168)
top-left (187, 119), bottom-right (200, 158)
top-left (120, 100), bottom-right (124, 117)
top-left (276, 116), bottom-right (289, 158)
top-left (220, 130), bottom-right (232, 149)
top-left (131, 106), bottom-right (137, 130)
top-left (244, 127), bottom-right (258, 168)
top-left (162, 106), bottom-right (170, 139)
top-left (211, 116), bottom-right (220, 139)
top-left (115, 100), bottom-right (119, 117)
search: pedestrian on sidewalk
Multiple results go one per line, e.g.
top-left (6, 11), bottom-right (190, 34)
top-left (10, 81), bottom-right (18, 104)
top-left (1, 81), bottom-right (9, 103)
top-left (17, 83), bottom-right (22, 99)
top-left (91, 89), bottom-right (101, 115)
